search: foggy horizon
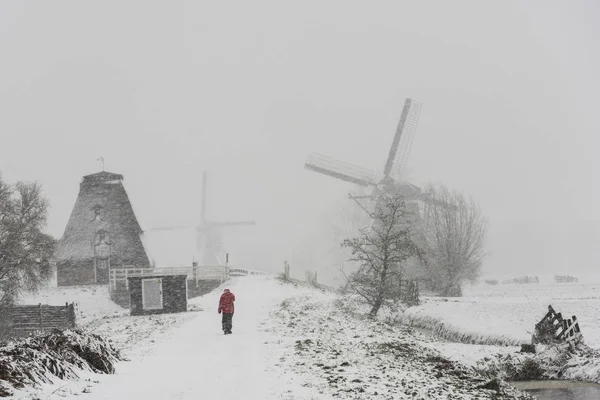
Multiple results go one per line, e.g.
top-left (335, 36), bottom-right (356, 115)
top-left (1, 1), bottom-right (599, 282)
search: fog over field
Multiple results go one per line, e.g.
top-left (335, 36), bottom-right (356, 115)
top-left (1, 1), bottom-right (598, 283)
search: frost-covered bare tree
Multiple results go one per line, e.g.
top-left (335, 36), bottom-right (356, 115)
top-left (0, 175), bottom-right (55, 305)
top-left (342, 195), bottom-right (422, 316)
top-left (420, 183), bottom-right (488, 297)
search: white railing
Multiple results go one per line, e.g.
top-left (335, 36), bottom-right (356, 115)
top-left (229, 268), bottom-right (268, 277)
top-left (109, 265), bottom-right (270, 292)
top-left (229, 268), bottom-right (248, 277)
top-left (109, 265), bottom-right (229, 291)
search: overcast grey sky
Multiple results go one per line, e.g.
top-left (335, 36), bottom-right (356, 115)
top-left (1, 1), bottom-right (598, 281)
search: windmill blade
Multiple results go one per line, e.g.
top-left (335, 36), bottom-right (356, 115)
top-left (305, 152), bottom-right (377, 187)
top-left (209, 221), bottom-right (257, 227)
top-left (201, 170), bottom-right (207, 223)
top-left (146, 225), bottom-right (195, 232)
top-left (383, 98), bottom-right (422, 179)
top-left (417, 192), bottom-right (458, 210)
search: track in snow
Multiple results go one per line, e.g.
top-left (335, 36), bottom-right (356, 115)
top-left (82, 277), bottom-right (298, 400)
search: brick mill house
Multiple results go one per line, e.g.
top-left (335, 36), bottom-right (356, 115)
top-left (54, 171), bottom-right (152, 286)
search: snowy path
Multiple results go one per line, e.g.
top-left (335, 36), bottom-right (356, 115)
top-left (83, 277), bottom-right (293, 400)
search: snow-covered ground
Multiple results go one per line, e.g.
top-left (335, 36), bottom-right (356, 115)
top-left (11, 277), bottom-right (327, 399)
top-left (10, 276), bottom-right (539, 400)
top-left (404, 280), bottom-right (600, 349)
top-left (267, 293), bottom-right (532, 399)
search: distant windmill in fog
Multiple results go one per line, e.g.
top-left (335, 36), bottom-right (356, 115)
top-left (148, 171), bottom-right (256, 265)
top-left (305, 97), bottom-right (433, 216)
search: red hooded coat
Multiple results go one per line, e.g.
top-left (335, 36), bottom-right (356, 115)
top-left (218, 289), bottom-right (235, 314)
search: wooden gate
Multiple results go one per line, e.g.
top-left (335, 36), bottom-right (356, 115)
top-left (533, 305), bottom-right (582, 343)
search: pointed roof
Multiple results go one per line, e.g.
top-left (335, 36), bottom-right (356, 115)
top-left (55, 170), bottom-right (151, 266)
top-left (82, 171), bottom-right (124, 183)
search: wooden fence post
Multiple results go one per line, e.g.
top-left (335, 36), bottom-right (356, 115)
top-left (284, 261), bottom-right (290, 280)
top-left (67, 302), bottom-right (76, 328)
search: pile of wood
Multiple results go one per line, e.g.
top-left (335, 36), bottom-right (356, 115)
top-left (554, 274), bottom-right (578, 283)
top-left (502, 276), bottom-right (539, 285)
top-left (0, 329), bottom-right (121, 396)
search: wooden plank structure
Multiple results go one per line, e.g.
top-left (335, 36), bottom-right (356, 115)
top-left (533, 305), bottom-right (582, 344)
top-left (0, 303), bottom-right (76, 338)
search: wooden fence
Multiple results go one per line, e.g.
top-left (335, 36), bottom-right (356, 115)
top-left (533, 304), bottom-right (581, 343)
top-left (0, 303), bottom-right (76, 338)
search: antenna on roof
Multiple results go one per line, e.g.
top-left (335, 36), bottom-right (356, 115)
top-left (97, 157), bottom-right (105, 171)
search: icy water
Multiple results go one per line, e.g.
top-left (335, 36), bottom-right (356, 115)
top-left (525, 387), bottom-right (600, 399)
top-left (511, 381), bottom-right (600, 400)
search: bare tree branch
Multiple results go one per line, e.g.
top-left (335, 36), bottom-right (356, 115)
top-left (341, 195), bottom-right (422, 316)
top-left (420, 183), bottom-right (488, 296)
top-left (0, 176), bottom-right (56, 305)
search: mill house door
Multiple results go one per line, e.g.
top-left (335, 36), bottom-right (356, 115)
top-left (142, 278), bottom-right (163, 310)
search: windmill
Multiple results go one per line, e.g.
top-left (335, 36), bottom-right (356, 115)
top-left (305, 97), bottom-right (429, 216)
top-left (148, 171), bottom-right (256, 265)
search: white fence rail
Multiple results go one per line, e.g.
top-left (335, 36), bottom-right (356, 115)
top-left (109, 265), bottom-right (229, 291)
top-left (109, 265), bottom-right (269, 291)
top-left (229, 268), bottom-right (268, 277)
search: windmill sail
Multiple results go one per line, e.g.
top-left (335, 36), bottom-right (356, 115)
top-left (209, 221), bottom-right (256, 227)
top-left (383, 98), bottom-right (422, 179)
top-left (305, 153), bottom-right (377, 187)
top-left (147, 224), bottom-right (195, 232)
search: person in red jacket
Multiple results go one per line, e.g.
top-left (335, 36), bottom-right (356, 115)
top-left (218, 288), bottom-right (235, 335)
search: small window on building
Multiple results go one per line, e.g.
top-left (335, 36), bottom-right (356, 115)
top-left (91, 205), bottom-right (103, 222)
top-left (95, 229), bottom-right (108, 244)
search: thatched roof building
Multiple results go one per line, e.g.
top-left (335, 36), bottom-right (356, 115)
top-left (55, 171), bottom-right (152, 286)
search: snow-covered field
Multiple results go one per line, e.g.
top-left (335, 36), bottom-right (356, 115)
top-left (403, 280), bottom-right (600, 349)
top-left (9, 276), bottom-right (537, 400)
top-left (9, 275), bottom-right (600, 399)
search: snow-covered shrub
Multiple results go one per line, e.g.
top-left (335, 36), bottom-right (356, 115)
top-left (0, 329), bottom-right (121, 394)
top-left (474, 338), bottom-right (600, 384)
top-left (0, 380), bottom-right (12, 397)
top-left (474, 353), bottom-right (545, 381)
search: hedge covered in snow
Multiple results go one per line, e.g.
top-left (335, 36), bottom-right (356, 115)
top-left (400, 312), bottom-right (523, 346)
top-left (0, 329), bottom-right (121, 397)
top-left (473, 337), bottom-right (600, 384)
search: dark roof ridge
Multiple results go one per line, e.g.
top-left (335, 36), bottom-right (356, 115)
top-left (82, 171), bottom-right (124, 182)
